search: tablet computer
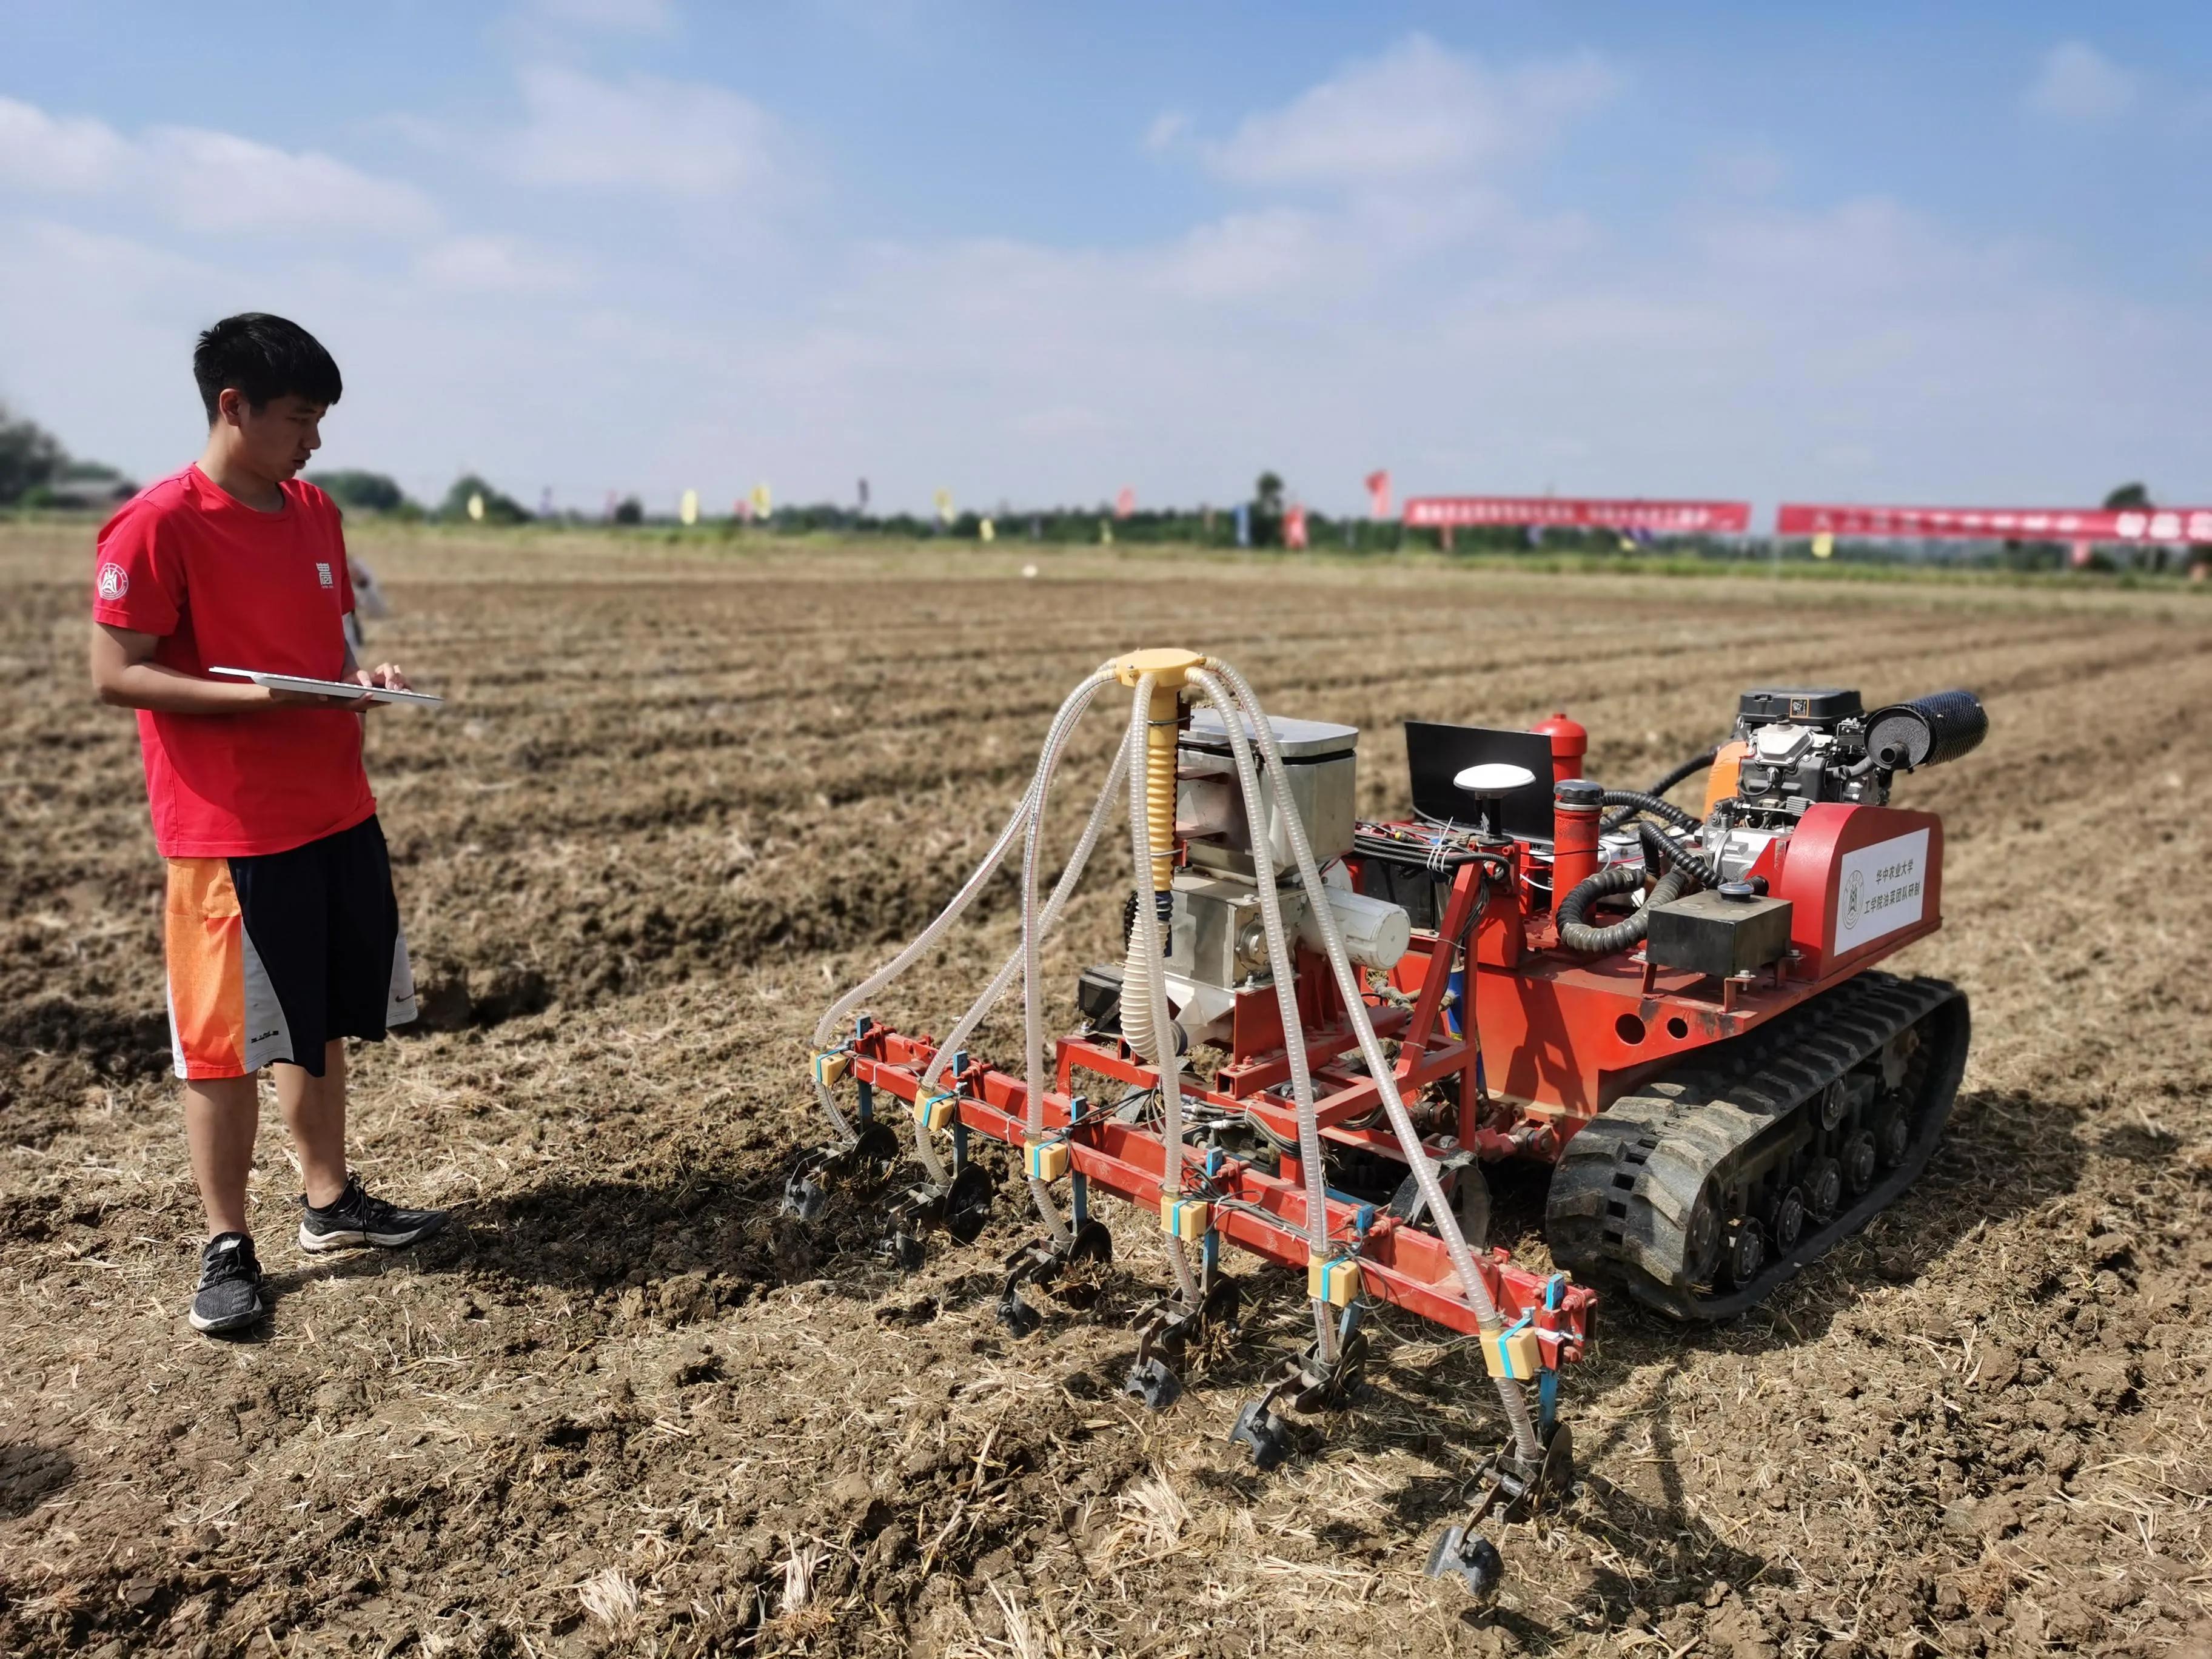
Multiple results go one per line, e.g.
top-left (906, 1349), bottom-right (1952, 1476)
top-left (209, 666), bottom-right (444, 706)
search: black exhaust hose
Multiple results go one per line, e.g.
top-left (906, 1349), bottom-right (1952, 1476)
top-left (1600, 748), bottom-right (1719, 833)
top-left (1638, 818), bottom-right (1724, 890)
top-left (1600, 788), bottom-right (1704, 836)
top-left (1555, 859), bottom-right (1693, 954)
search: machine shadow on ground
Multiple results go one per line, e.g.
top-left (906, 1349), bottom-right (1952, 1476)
top-left (0, 1444), bottom-right (75, 1521)
top-left (396, 1065), bottom-right (2093, 1358)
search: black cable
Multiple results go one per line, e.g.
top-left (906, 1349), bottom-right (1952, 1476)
top-left (1637, 818), bottom-right (1723, 890)
top-left (1600, 788), bottom-right (1704, 836)
top-left (1555, 859), bottom-right (1692, 954)
top-left (1599, 745), bottom-right (1720, 833)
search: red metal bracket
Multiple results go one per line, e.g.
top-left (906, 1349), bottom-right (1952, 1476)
top-left (850, 1030), bottom-right (1594, 1357)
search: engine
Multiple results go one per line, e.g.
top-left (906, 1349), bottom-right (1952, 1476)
top-left (1726, 685), bottom-right (1988, 826)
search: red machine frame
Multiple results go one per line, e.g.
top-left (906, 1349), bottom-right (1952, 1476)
top-left (841, 830), bottom-right (1595, 1365)
top-left (836, 785), bottom-right (1940, 1375)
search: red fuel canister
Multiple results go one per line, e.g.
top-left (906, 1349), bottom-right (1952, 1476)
top-left (1530, 711), bottom-right (1587, 788)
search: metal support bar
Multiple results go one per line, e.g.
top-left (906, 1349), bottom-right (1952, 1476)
top-left (850, 1031), bottom-right (1595, 1352)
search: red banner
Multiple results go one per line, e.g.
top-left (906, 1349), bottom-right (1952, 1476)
top-left (1777, 503), bottom-right (2212, 543)
top-left (1404, 495), bottom-right (1751, 534)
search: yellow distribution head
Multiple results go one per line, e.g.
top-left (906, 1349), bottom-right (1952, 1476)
top-left (1113, 648), bottom-right (1205, 689)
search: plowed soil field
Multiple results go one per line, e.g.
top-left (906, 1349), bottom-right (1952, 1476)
top-left (4, 524), bottom-right (2208, 1659)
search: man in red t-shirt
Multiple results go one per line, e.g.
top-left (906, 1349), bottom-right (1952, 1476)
top-left (89, 313), bottom-right (447, 1336)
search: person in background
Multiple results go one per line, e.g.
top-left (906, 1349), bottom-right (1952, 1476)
top-left (343, 554), bottom-right (390, 654)
top-left (87, 312), bottom-right (447, 1338)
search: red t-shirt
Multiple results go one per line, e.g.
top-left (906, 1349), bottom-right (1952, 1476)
top-left (92, 465), bottom-right (375, 858)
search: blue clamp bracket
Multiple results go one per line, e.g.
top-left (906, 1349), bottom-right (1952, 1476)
top-left (1536, 1273), bottom-right (1566, 1432)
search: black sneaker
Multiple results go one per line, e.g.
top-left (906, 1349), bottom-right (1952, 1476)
top-left (298, 1175), bottom-right (449, 1253)
top-left (191, 1233), bottom-right (267, 1334)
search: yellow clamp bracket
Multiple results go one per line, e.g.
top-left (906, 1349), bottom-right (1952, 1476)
top-left (914, 1092), bottom-right (958, 1134)
top-left (1481, 1315), bottom-right (1542, 1381)
top-left (1308, 1255), bottom-right (1362, 1308)
top-left (811, 1050), bottom-right (852, 1088)
top-left (1159, 1195), bottom-right (1210, 1242)
top-left (1025, 1141), bottom-right (1071, 1182)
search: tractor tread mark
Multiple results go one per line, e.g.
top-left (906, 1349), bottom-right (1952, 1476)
top-left (1544, 972), bottom-right (1970, 1321)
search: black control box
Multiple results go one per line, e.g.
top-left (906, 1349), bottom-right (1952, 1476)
top-left (1646, 891), bottom-right (1794, 980)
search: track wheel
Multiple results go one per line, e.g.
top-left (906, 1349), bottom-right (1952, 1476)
top-left (1770, 1186), bottom-right (1806, 1253)
top-left (1842, 1131), bottom-right (1877, 1197)
top-left (1817, 1080), bottom-right (1848, 1131)
top-left (1683, 1185), bottom-right (1721, 1282)
top-left (1726, 1217), bottom-right (1765, 1285)
top-left (1876, 1111), bottom-right (1911, 1170)
top-left (1804, 1157), bottom-right (1842, 1220)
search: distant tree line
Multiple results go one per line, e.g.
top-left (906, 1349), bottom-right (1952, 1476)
top-left (0, 406), bottom-right (134, 509)
top-left (12, 437), bottom-right (2204, 574)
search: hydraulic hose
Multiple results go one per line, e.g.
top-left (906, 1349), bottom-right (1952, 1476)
top-left (1122, 672), bottom-right (1202, 1305)
top-left (1598, 788), bottom-right (1703, 836)
top-left (1599, 748), bottom-right (1718, 833)
top-left (1555, 854), bottom-right (1694, 954)
top-left (1638, 817), bottom-right (1723, 891)
top-left (1190, 668), bottom-right (1338, 1362)
top-left (1207, 659), bottom-right (1541, 1464)
top-left (811, 663), bottom-right (1116, 1172)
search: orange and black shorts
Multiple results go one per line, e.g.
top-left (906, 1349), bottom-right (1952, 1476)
top-left (163, 816), bottom-right (417, 1081)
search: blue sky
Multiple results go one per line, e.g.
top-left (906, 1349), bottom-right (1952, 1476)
top-left (2, 1), bottom-right (2205, 517)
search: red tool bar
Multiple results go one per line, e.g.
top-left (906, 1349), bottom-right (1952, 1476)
top-left (1053, 1031), bottom-right (1472, 1144)
top-left (849, 1031), bottom-right (1594, 1355)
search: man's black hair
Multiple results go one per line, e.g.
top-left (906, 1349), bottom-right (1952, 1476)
top-left (193, 313), bottom-right (342, 424)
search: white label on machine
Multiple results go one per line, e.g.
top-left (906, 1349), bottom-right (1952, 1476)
top-left (1834, 827), bottom-right (1929, 947)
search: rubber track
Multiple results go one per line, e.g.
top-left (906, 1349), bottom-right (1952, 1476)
top-left (1546, 972), bottom-right (1970, 1321)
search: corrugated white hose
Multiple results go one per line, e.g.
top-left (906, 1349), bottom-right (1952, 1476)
top-left (1189, 669), bottom-right (1338, 1362)
top-left (1122, 673), bottom-right (1204, 1305)
top-left (1208, 660), bottom-right (1541, 1463)
top-left (1014, 674), bottom-right (1115, 1245)
top-left (916, 739), bottom-right (1129, 1106)
top-left (811, 664), bottom-right (1116, 1178)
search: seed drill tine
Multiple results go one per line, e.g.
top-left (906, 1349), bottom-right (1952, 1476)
top-left (948, 1048), bottom-right (969, 1176)
top-left (853, 1014), bottom-right (875, 1124)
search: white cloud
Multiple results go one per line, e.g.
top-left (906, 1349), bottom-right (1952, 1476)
top-left (415, 234), bottom-right (585, 293)
top-left (502, 64), bottom-right (796, 199)
top-left (2023, 41), bottom-right (2136, 124)
top-left (1203, 35), bottom-right (1619, 189)
top-left (145, 126), bottom-right (438, 235)
top-left (1143, 110), bottom-right (1190, 153)
top-left (1150, 208), bottom-right (1335, 300)
top-left (0, 95), bottom-right (437, 236)
top-left (0, 97), bottom-right (132, 190)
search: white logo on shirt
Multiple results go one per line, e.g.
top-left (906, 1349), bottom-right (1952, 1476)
top-left (316, 562), bottom-right (334, 588)
top-left (97, 563), bottom-right (129, 602)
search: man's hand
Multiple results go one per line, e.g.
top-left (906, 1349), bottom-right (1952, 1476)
top-left (338, 662), bottom-right (409, 713)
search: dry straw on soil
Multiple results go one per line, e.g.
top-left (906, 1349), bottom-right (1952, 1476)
top-left (2, 524), bottom-right (2208, 1657)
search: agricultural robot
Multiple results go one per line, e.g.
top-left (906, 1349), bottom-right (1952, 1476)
top-left (791, 650), bottom-right (1985, 1591)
